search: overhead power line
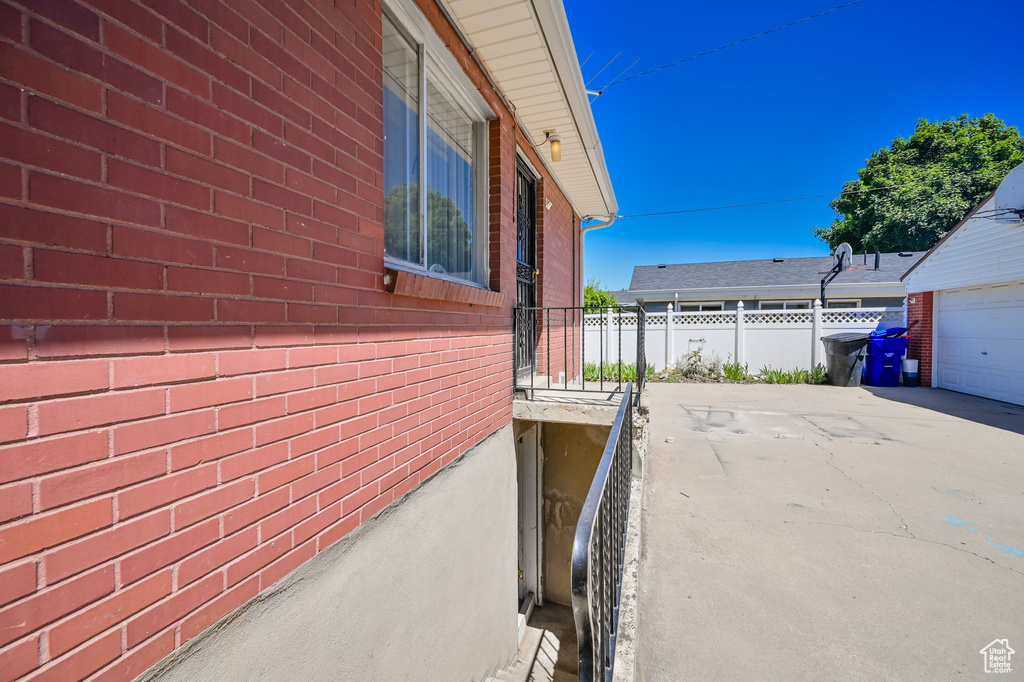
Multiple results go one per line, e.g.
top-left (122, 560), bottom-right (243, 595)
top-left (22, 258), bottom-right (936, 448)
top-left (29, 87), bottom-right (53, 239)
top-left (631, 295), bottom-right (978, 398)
top-left (596, 0), bottom-right (865, 93)
top-left (614, 180), bottom-right (924, 219)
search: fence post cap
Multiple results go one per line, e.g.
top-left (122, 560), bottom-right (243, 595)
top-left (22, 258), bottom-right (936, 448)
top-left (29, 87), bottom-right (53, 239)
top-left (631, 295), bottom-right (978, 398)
top-left (736, 301), bottom-right (744, 310)
top-left (813, 299), bottom-right (823, 309)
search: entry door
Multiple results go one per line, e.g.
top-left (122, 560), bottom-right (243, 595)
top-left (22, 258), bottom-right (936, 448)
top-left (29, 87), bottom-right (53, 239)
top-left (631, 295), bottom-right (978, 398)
top-left (515, 160), bottom-right (537, 376)
top-left (516, 425), bottom-right (543, 607)
top-left (935, 281), bottom-right (1024, 405)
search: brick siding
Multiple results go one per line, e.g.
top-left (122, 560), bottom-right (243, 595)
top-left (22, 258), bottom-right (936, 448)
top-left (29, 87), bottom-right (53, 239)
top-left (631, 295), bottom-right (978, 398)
top-left (906, 291), bottom-right (933, 387)
top-left (0, 0), bottom-right (582, 679)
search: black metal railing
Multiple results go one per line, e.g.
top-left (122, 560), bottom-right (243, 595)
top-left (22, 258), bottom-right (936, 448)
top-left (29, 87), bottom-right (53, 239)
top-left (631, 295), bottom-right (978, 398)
top-left (512, 305), bottom-right (646, 404)
top-left (571, 383), bottom-right (634, 682)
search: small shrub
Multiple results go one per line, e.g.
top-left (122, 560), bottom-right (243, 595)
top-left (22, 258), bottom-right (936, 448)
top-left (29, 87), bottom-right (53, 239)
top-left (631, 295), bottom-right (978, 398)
top-left (810, 364), bottom-right (828, 384)
top-left (675, 348), bottom-right (723, 379)
top-left (722, 362), bottom-right (750, 382)
top-left (758, 366), bottom-right (790, 384)
top-left (789, 368), bottom-right (811, 384)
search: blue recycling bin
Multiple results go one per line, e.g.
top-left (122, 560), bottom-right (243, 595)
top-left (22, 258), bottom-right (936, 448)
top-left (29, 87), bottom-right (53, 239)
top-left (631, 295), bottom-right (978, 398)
top-left (864, 355), bottom-right (902, 386)
top-left (863, 331), bottom-right (910, 387)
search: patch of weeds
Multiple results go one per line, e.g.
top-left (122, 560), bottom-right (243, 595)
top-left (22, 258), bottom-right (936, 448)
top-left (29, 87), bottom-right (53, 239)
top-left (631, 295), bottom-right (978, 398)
top-left (584, 362), bottom-right (654, 382)
top-left (810, 364), bottom-right (828, 384)
top-left (722, 361), bottom-right (751, 382)
top-left (758, 366), bottom-right (791, 384)
top-left (790, 368), bottom-right (811, 384)
top-left (756, 365), bottom-right (828, 384)
top-left (651, 349), bottom-right (826, 386)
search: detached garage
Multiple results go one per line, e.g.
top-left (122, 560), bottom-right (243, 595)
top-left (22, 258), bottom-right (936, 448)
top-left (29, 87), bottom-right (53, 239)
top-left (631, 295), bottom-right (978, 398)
top-left (902, 163), bottom-right (1024, 406)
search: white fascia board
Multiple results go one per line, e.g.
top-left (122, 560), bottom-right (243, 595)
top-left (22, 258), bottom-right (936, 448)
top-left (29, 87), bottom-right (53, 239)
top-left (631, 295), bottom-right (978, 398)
top-left (528, 0), bottom-right (617, 219)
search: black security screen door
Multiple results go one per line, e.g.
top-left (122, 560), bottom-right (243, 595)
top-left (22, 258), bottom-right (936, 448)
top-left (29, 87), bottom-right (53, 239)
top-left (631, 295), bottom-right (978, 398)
top-left (515, 160), bottom-right (537, 375)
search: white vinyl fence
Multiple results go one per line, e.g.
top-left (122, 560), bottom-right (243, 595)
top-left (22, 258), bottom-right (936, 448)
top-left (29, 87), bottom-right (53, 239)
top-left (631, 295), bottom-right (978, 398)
top-left (584, 301), bottom-right (907, 371)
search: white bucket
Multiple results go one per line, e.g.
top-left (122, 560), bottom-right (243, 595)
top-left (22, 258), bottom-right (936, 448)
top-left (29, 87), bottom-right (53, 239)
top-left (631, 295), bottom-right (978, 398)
top-left (901, 359), bottom-right (919, 373)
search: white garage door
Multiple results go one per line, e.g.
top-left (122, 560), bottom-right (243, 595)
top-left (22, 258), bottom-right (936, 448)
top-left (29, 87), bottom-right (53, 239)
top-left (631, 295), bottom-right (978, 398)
top-left (936, 281), bottom-right (1024, 406)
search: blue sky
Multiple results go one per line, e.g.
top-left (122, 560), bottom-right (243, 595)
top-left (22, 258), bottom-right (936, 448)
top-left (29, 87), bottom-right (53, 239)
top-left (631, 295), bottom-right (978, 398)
top-left (563, 0), bottom-right (1024, 290)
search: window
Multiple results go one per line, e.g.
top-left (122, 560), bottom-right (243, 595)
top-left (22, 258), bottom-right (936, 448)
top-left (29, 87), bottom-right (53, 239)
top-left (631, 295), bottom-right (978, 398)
top-left (675, 302), bottom-right (723, 312)
top-left (759, 301), bottom-right (811, 310)
top-left (382, 8), bottom-right (490, 286)
top-left (827, 300), bottom-right (860, 309)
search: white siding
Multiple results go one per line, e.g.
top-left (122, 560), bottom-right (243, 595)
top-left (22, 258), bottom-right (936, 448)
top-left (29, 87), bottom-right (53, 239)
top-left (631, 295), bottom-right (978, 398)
top-left (904, 197), bottom-right (1024, 293)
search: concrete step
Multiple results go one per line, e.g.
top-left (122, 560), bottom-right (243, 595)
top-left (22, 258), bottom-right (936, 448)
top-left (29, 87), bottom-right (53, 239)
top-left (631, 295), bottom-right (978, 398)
top-left (487, 625), bottom-right (560, 682)
top-left (526, 628), bottom-right (564, 682)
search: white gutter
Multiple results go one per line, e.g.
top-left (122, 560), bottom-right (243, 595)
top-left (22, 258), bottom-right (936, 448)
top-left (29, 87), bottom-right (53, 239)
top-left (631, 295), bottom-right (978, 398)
top-left (582, 215), bottom-right (616, 232)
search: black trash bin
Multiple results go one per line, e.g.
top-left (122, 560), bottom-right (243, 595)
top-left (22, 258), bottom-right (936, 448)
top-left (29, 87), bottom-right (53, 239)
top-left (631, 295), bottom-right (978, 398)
top-left (821, 332), bottom-right (871, 387)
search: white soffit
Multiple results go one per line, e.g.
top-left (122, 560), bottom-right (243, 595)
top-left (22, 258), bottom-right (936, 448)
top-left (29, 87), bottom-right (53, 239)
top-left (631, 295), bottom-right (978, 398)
top-left (442, 0), bottom-right (617, 220)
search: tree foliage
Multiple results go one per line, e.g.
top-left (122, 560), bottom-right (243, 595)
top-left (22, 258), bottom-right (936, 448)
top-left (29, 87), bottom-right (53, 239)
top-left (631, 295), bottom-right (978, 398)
top-left (384, 184), bottom-right (473, 274)
top-left (816, 114), bottom-right (1024, 252)
top-left (584, 278), bottom-right (618, 310)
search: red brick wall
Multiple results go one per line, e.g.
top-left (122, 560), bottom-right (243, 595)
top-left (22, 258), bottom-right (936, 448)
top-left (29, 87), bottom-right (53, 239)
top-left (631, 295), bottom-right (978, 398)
top-left (906, 291), bottom-right (933, 387)
top-left (0, 0), bottom-right (581, 679)
top-left (533, 178), bottom-right (581, 382)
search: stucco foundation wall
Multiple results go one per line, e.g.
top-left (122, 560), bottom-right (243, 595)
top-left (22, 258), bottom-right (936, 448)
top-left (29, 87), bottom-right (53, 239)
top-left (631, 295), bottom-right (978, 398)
top-left (541, 422), bottom-right (610, 606)
top-left (143, 424), bottom-right (519, 682)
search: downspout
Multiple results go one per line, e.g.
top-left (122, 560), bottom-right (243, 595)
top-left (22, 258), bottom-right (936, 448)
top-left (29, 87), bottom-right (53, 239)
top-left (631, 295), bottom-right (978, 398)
top-left (580, 214), bottom-right (616, 300)
top-left (578, 214), bottom-right (615, 380)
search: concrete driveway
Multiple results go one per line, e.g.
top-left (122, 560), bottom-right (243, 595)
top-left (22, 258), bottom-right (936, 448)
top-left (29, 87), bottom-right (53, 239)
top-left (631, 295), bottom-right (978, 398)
top-left (636, 383), bottom-right (1024, 681)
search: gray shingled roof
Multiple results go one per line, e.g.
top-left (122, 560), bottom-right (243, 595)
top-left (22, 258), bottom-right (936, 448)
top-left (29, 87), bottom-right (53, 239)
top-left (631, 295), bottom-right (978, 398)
top-left (607, 290), bottom-right (637, 305)
top-left (629, 253), bottom-right (925, 291)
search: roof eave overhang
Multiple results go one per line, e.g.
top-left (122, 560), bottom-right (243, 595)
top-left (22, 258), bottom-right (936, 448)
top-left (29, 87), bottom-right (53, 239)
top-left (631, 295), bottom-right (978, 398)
top-left (439, 0), bottom-right (617, 222)
top-left (529, 0), bottom-right (617, 219)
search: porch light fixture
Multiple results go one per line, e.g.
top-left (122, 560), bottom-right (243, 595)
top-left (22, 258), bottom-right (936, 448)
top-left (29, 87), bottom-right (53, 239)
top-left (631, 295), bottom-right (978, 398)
top-left (530, 130), bottom-right (562, 162)
top-left (546, 131), bottom-right (562, 162)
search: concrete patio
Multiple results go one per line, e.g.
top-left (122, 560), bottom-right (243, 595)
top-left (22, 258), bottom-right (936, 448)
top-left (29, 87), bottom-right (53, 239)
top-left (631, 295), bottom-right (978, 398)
top-left (637, 382), bottom-right (1024, 681)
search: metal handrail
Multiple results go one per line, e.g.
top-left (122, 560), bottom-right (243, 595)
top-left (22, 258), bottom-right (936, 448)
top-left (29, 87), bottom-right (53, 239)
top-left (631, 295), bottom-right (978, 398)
top-left (512, 305), bottom-right (646, 404)
top-left (570, 383), bottom-right (634, 682)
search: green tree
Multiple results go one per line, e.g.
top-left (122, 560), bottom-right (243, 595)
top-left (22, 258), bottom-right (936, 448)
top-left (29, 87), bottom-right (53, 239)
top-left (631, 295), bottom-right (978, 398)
top-left (584, 278), bottom-right (618, 310)
top-left (816, 114), bottom-right (1024, 252)
top-left (384, 184), bottom-right (473, 274)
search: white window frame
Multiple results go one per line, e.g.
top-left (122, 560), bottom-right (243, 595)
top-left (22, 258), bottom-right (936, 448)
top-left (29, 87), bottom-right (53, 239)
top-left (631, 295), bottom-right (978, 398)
top-left (382, 0), bottom-right (495, 288)
top-left (758, 300), bottom-right (811, 310)
top-left (826, 299), bottom-right (861, 309)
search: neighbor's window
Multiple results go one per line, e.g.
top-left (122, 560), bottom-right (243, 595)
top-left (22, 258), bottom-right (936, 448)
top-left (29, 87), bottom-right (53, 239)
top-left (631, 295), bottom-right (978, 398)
top-left (827, 300), bottom-right (860, 309)
top-left (759, 301), bottom-right (811, 310)
top-left (676, 302), bottom-right (724, 312)
top-left (382, 10), bottom-right (488, 286)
